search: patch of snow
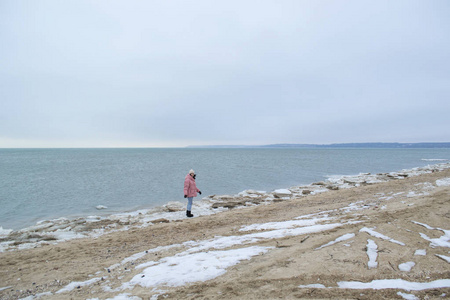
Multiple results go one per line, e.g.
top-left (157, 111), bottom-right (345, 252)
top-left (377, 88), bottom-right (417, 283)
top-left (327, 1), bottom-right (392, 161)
top-left (419, 229), bottom-right (450, 248)
top-left (412, 221), bottom-right (435, 230)
top-left (135, 261), bottom-right (159, 270)
top-left (436, 178), bottom-right (450, 187)
top-left (273, 189), bottom-right (292, 195)
top-left (106, 294), bottom-right (142, 300)
top-left (436, 254), bottom-right (450, 263)
top-left (407, 192), bottom-right (417, 198)
top-left (407, 191), bottom-right (429, 198)
top-left (337, 279), bottom-right (450, 291)
top-left (414, 249), bottom-right (426, 256)
top-left (397, 292), bottom-right (419, 300)
top-left (0, 286), bottom-right (12, 292)
top-left (36, 292), bottom-right (53, 299)
top-left (121, 252), bottom-right (147, 265)
top-left (240, 216), bottom-right (331, 232)
top-left (295, 211), bottom-right (334, 219)
top-left (124, 246), bottom-right (271, 289)
top-left (399, 262), bottom-right (415, 272)
top-left (366, 239), bottom-right (378, 269)
top-left (415, 182), bottom-right (435, 190)
top-left (48, 229), bottom-right (88, 241)
top-left (56, 277), bottom-right (102, 294)
top-left (359, 227), bottom-right (405, 246)
top-left (185, 223), bottom-right (344, 254)
top-left (393, 192), bottom-right (405, 196)
top-left (19, 292), bottom-right (54, 300)
top-left (315, 233), bottom-right (355, 250)
top-left (340, 201), bottom-right (366, 213)
top-left (298, 284), bottom-right (326, 288)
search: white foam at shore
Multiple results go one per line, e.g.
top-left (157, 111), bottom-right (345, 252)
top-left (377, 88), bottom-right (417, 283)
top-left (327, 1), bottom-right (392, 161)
top-left (1, 162), bottom-right (449, 253)
top-left (422, 159), bottom-right (448, 161)
top-left (0, 227), bottom-right (13, 238)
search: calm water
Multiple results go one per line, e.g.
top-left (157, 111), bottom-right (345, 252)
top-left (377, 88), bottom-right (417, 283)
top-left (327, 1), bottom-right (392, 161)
top-left (1, 148), bottom-right (449, 230)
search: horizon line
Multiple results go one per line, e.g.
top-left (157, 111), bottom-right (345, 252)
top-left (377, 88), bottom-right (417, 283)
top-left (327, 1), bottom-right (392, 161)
top-left (1, 141), bottom-right (450, 149)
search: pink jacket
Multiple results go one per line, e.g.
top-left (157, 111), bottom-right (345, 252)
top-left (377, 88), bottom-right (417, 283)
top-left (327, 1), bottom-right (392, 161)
top-left (184, 174), bottom-right (200, 198)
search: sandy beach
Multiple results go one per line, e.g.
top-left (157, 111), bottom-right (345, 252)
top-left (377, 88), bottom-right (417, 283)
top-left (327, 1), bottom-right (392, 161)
top-left (1, 165), bottom-right (450, 300)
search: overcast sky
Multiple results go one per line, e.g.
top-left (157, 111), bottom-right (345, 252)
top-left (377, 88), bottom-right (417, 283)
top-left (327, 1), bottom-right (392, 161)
top-left (1, 0), bottom-right (449, 147)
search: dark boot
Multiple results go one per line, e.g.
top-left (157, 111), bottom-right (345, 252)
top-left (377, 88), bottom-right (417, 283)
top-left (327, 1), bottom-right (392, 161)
top-left (186, 210), bottom-right (194, 218)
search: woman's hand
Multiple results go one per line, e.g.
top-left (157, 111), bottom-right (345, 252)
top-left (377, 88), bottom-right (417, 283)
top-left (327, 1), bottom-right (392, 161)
top-left (184, 195), bottom-right (187, 198)
top-left (198, 191), bottom-right (202, 195)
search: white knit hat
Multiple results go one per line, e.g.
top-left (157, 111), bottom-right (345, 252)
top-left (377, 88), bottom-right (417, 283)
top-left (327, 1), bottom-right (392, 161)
top-left (189, 169), bottom-right (195, 174)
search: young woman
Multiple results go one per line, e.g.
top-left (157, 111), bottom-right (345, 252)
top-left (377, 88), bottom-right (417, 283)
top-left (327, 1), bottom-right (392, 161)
top-left (183, 169), bottom-right (201, 217)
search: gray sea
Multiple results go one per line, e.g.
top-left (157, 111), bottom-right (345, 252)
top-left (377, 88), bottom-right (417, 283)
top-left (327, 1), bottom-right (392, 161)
top-left (1, 148), bottom-right (449, 231)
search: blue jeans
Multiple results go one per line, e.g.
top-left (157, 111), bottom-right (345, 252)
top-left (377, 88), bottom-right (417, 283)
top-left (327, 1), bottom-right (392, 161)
top-left (187, 197), bottom-right (193, 211)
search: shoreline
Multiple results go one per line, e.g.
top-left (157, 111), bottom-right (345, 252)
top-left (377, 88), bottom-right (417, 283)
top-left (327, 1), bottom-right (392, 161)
top-left (1, 149), bottom-right (448, 232)
top-left (0, 163), bottom-right (449, 299)
top-left (1, 162), bottom-right (449, 253)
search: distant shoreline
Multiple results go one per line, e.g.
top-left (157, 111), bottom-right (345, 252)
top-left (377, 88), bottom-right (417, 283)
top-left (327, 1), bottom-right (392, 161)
top-left (1, 142), bottom-right (450, 150)
top-left (187, 142), bottom-right (450, 149)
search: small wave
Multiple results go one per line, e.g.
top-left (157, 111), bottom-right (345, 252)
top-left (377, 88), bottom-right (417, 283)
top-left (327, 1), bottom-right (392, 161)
top-left (0, 226), bottom-right (13, 238)
top-left (422, 159), bottom-right (448, 161)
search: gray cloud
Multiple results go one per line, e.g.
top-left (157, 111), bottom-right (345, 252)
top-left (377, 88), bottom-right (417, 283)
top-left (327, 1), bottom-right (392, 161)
top-left (1, 0), bottom-right (449, 147)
